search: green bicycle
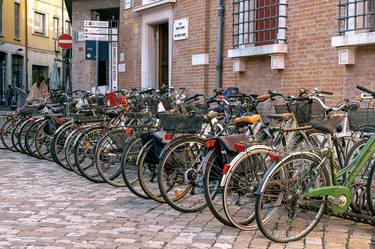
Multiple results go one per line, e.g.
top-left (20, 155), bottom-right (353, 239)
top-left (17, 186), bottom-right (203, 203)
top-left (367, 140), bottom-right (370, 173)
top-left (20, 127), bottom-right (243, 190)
top-left (254, 85), bottom-right (375, 243)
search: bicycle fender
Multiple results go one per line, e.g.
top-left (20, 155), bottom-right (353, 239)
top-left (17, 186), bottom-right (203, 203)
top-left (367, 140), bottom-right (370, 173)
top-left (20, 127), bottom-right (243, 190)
top-left (220, 145), bottom-right (273, 187)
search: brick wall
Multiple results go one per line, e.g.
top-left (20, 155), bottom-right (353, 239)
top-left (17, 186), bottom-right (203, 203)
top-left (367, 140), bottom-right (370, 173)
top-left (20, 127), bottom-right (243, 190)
top-left (72, 0), bottom-right (375, 102)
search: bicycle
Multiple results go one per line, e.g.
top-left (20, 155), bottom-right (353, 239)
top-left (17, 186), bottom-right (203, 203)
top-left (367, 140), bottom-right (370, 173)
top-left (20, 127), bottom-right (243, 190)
top-left (254, 85), bottom-right (375, 243)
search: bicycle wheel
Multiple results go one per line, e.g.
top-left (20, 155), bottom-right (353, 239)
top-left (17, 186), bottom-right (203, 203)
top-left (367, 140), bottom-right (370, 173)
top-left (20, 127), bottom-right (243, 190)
top-left (158, 135), bottom-right (207, 212)
top-left (11, 119), bottom-right (26, 152)
top-left (74, 126), bottom-right (105, 183)
top-left (121, 134), bottom-right (150, 199)
top-left (24, 118), bottom-right (45, 159)
top-left (0, 115), bottom-right (10, 150)
top-left (18, 118), bottom-right (34, 155)
top-left (1, 117), bottom-right (18, 151)
top-left (96, 129), bottom-right (128, 187)
top-left (363, 144), bottom-right (375, 215)
top-left (35, 120), bottom-right (54, 161)
top-left (65, 128), bottom-right (83, 174)
top-left (50, 121), bottom-right (74, 170)
top-left (138, 139), bottom-right (165, 202)
top-left (203, 147), bottom-right (233, 226)
top-left (255, 152), bottom-right (329, 243)
top-left (222, 146), bottom-right (273, 230)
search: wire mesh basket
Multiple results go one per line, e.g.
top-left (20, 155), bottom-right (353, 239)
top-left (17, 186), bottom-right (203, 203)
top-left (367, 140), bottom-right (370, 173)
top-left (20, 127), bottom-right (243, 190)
top-left (348, 108), bottom-right (375, 132)
top-left (125, 111), bottom-right (150, 119)
top-left (274, 99), bottom-right (325, 125)
top-left (159, 113), bottom-right (204, 133)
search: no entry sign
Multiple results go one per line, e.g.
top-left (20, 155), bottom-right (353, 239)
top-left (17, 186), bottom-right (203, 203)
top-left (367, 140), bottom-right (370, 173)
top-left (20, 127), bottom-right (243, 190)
top-left (58, 34), bottom-right (73, 49)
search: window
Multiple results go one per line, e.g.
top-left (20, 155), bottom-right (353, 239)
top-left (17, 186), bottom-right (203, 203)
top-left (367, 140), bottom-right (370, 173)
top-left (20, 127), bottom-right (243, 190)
top-left (32, 65), bottom-right (49, 85)
top-left (14, 2), bottom-right (20, 39)
top-left (232, 0), bottom-right (286, 47)
top-left (338, 0), bottom-right (375, 34)
top-left (12, 54), bottom-right (23, 89)
top-left (65, 20), bottom-right (71, 34)
top-left (0, 0), bottom-right (4, 35)
top-left (53, 17), bottom-right (59, 39)
top-left (34, 12), bottom-right (46, 35)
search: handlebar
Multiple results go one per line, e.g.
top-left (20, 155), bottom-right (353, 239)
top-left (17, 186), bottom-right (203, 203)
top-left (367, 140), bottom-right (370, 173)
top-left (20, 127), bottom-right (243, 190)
top-left (357, 85), bottom-right (375, 97)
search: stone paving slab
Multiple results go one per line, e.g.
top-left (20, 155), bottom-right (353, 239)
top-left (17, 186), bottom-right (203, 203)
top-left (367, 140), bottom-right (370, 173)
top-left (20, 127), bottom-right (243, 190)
top-left (0, 150), bottom-right (374, 249)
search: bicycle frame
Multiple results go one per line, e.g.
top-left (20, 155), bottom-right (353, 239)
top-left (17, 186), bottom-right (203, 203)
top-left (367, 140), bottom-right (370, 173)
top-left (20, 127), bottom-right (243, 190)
top-left (337, 133), bottom-right (375, 188)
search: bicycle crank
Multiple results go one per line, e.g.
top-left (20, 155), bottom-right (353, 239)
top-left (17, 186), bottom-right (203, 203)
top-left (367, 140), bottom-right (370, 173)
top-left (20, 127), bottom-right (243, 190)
top-left (306, 186), bottom-right (352, 215)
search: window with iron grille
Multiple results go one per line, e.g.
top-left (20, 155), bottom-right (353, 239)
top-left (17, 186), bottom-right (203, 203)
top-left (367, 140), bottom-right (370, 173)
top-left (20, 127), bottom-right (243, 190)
top-left (232, 0), bottom-right (287, 48)
top-left (14, 2), bottom-right (20, 39)
top-left (0, 0), bottom-right (3, 35)
top-left (338, 0), bottom-right (375, 34)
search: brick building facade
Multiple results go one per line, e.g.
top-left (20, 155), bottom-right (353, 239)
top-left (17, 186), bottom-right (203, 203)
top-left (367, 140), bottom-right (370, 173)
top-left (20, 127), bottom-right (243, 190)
top-left (70, 0), bottom-right (375, 100)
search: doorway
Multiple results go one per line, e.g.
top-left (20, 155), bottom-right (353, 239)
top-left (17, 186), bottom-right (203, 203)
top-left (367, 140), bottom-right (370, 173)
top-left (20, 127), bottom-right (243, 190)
top-left (0, 52), bottom-right (7, 105)
top-left (157, 22), bottom-right (169, 88)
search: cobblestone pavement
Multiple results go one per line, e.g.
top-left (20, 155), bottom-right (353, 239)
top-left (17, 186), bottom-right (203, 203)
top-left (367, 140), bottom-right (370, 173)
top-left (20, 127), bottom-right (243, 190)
top-left (0, 150), bottom-right (374, 249)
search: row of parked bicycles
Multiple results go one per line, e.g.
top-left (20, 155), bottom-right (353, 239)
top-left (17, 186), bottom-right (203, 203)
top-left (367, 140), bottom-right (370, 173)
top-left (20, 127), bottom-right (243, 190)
top-left (0, 84), bottom-right (374, 243)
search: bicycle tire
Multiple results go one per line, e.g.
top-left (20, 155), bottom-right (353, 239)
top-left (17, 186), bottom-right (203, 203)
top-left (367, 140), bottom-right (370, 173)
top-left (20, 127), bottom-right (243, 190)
top-left (18, 118), bottom-right (35, 155)
top-left (11, 119), bottom-right (25, 152)
top-left (24, 118), bottom-right (45, 159)
top-left (120, 134), bottom-right (150, 199)
top-left (157, 135), bottom-right (207, 212)
top-left (74, 126), bottom-right (105, 183)
top-left (222, 146), bottom-right (273, 230)
top-left (138, 139), bottom-right (165, 203)
top-left (1, 117), bottom-right (18, 152)
top-left (50, 121), bottom-right (75, 170)
top-left (255, 152), bottom-right (329, 243)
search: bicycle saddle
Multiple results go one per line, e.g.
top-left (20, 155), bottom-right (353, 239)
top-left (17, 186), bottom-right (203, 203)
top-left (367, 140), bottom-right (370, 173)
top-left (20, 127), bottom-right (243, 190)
top-left (311, 116), bottom-right (344, 134)
top-left (233, 114), bottom-right (261, 126)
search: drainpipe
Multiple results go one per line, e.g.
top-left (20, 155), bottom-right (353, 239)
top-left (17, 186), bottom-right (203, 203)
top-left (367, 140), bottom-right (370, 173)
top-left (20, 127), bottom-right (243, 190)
top-left (25, 0), bottom-right (29, 92)
top-left (215, 0), bottom-right (224, 89)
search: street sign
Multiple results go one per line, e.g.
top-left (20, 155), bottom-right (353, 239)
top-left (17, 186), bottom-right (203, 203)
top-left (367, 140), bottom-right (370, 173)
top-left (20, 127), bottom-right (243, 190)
top-left (84, 34), bottom-right (109, 41)
top-left (58, 34), bottom-right (73, 49)
top-left (111, 42), bottom-right (118, 90)
top-left (173, 18), bottom-right (189, 41)
top-left (84, 20), bottom-right (109, 28)
top-left (84, 27), bottom-right (109, 34)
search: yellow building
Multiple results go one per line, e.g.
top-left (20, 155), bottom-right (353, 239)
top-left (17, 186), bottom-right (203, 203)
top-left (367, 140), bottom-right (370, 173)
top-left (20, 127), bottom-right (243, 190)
top-left (0, 0), bottom-right (26, 105)
top-left (0, 0), bottom-right (70, 105)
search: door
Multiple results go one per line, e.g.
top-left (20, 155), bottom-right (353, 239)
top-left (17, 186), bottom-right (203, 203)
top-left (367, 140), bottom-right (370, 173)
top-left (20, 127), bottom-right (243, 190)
top-left (157, 22), bottom-right (169, 88)
top-left (0, 52), bottom-right (7, 105)
top-left (12, 55), bottom-right (23, 104)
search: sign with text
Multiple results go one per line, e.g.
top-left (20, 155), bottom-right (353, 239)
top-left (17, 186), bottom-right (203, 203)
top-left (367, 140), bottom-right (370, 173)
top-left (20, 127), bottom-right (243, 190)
top-left (84, 20), bottom-right (109, 28)
top-left (84, 27), bottom-right (109, 35)
top-left (173, 18), bottom-right (189, 41)
top-left (124, 0), bottom-right (133, 9)
top-left (84, 34), bottom-right (109, 41)
top-left (111, 42), bottom-right (118, 90)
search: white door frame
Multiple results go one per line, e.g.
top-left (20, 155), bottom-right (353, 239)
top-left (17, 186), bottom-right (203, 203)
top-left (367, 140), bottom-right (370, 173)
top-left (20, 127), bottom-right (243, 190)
top-left (140, 7), bottom-right (173, 89)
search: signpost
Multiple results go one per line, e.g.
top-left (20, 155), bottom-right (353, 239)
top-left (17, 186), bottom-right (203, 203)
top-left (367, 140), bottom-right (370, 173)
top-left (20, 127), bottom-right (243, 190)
top-left (58, 34), bottom-right (73, 49)
top-left (84, 20), bottom-right (119, 91)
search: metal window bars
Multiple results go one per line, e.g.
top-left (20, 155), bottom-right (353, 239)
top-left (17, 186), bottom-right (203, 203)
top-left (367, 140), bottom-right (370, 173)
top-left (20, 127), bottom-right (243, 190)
top-left (232, 0), bottom-right (287, 48)
top-left (338, 0), bottom-right (375, 34)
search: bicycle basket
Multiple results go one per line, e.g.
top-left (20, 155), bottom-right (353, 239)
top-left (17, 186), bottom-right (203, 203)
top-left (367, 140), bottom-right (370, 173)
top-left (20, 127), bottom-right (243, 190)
top-left (125, 111), bottom-right (149, 119)
top-left (275, 99), bottom-right (325, 125)
top-left (159, 113), bottom-right (204, 133)
top-left (185, 103), bottom-right (209, 114)
top-left (348, 108), bottom-right (375, 132)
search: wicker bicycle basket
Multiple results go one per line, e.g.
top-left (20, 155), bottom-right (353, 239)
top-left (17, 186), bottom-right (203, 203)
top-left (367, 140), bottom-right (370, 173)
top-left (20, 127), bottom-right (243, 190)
top-left (348, 108), bottom-right (375, 132)
top-left (158, 112), bottom-right (204, 133)
top-left (274, 99), bottom-right (325, 125)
